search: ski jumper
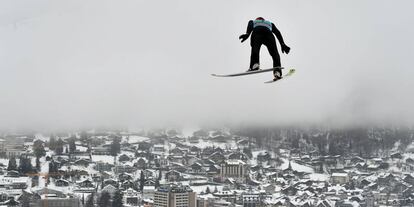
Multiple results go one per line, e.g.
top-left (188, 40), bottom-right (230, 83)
top-left (244, 19), bottom-right (287, 72)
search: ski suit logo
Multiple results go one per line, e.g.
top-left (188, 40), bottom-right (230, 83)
top-left (253, 20), bottom-right (272, 31)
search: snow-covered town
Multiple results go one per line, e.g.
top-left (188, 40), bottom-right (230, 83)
top-left (2, 0), bottom-right (414, 206)
top-left (0, 127), bottom-right (414, 207)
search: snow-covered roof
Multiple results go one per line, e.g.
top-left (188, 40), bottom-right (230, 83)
top-left (143, 186), bottom-right (155, 190)
top-left (331, 173), bottom-right (348, 177)
top-left (225, 159), bottom-right (245, 165)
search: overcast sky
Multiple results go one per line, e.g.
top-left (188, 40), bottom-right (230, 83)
top-left (1, 0), bottom-right (413, 131)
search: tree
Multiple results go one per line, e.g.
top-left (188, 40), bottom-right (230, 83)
top-left (7, 156), bottom-right (17, 171)
top-left (49, 160), bottom-right (59, 175)
top-left (80, 131), bottom-right (89, 142)
top-left (158, 170), bottom-right (162, 180)
top-left (155, 170), bottom-right (161, 189)
top-left (54, 138), bottom-right (64, 155)
top-left (155, 179), bottom-right (160, 189)
top-left (36, 158), bottom-right (41, 170)
top-left (291, 138), bottom-right (300, 149)
top-left (205, 186), bottom-right (211, 194)
top-left (33, 140), bottom-right (46, 159)
top-left (214, 186), bottom-right (218, 193)
top-left (243, 147), bottom-right (252, 159)
top-left (167, 129), bottom-right (179, 137)
top-left (85, 193), bottom-right (95, 207)
top-left (69, 138), bottom-right (76, 153)
top-left (112, 190), bottom-right (123, 207)
top-left (20, 192), bottom-right (31, 207)
top-left (18, 155), bottom-right (34, 174)
top-left (97, 192), bottom-right (111, 207)
top-left (118, 154), bottom-right (130, 162)
top-left (139, 170), bottom-right (145, 191)
top-left (110, 137), bottom-right (121, 157)
top-left (49, 135), bottom-right (57, 150)
top-left (256, 172), bottom-right (263, 180)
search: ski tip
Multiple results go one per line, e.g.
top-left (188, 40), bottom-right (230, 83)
top-left (264, 68), bottom-right (296, 84)
top-left (211, 74), bottom-right (228, 77)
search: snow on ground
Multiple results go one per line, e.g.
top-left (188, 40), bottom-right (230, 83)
top-left (0, 158), bottom-right (9, 166)
top-left (406, 141), bottom-right (414, 152)
top-left (185, 139), bottom-right (237, 150)
top-left (403, 150), bottom-right (414, 161)
top-left (48, 183), bottom-right (74, 194)
top-left (278, 158), bottom-right (314, 173)
top-left (38, 159), bottom-right (50, 188)
top-left (190, 185), bottom-right (224, 194)
top-left (123, 135), bottom-right (150, 144)
top-left (35, 133), bottom-right (49, 142)
top-left (76, 146), bottom-right (88, 152)
top-left (197, 193), bottom-right (216, 200)
top-left (391, 140), bottom-right (401, 152)
top-left (24, 142), bottom-right (34, 147)
top-left (388, 166), bottom-right (402, 173)
top-left (279, 149), bottom-right (290, 156)
top-left (92, 155), bottom-right (115, 165)
top-left (169, 142), bottom-right (176, 150)
top-left (309, 173), bottom-right (330, 182)
top-left (252, 150), bottom-right (268, 158)
top-left (120, 151), bottom-right (135, 158)
top-left (328, 185), bottom-right (346, 194)
top-left (45, 149), bottom-right (54, 157)
top-left (30, 157), bottom-right (37, 167)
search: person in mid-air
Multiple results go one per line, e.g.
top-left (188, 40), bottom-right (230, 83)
top-left (239, 17), bottom-right (290, 81)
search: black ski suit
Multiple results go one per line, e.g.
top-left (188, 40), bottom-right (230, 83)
top-left (243, 20), bottom-right (288, 74)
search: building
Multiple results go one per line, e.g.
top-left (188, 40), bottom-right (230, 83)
top-left (220, 160), bottom-right (247, 181)
top-left (153, 145), bottom-right (165, 154)
top-left (31, 188), bottom-right (80, 207)
top-left (0, 139), bottom-right (4, 152)
top-left (94, 161), bottom-right (114, 172)
top-left (0, 176), bottom-right (29, 190)
top-left (143, 185), bottom-right (156, 200)
top-left (114, 163), bottom-right (136, 174)
top-left (92, 145), bottom-right (111, 155)
top-left (240, 190), bottom-right (266, 207)
top-left (31, 196), bottom-right (80, 207)
top-left (331, 173), bottom-right (350, 184)
top-left (123, 188), bottom-right (141, 206)
top-left (154, 184), bottom-right (196, 207)
top-left (197, 197), bottom-right (235, 207)
top-left (1, 136), bottom-right (25, 157)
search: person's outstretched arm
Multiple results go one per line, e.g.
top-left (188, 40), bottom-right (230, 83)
top-left (245, 20), bottom-right (254, 36)
top-left (272, 23), bottom-right (290, 54)
top-left (239, 20), bottom-right (253, 43)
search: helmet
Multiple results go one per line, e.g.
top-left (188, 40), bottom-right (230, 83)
top-left (255, 17), bottom-right (265, 21)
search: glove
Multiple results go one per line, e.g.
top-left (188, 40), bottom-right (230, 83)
top-left (281, 44), bottom-right (290, 54)
top-left (239, 34), bottom-right (249, 43)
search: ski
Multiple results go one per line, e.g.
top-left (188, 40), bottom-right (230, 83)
top-left (211, 67), bottom-right (284, 77)
top-left (264, 69), bottom-right (296, 84)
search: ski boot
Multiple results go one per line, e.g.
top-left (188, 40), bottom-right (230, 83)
top-left (273, 69), bottom-right (282, 81)
top-left (246, 63), bottom-right (260, 72)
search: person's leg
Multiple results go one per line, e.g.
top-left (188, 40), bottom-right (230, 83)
top-left (250, 34), bottom-right (262, 70)
top-left (264, 34), bottom-right (281, 78)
